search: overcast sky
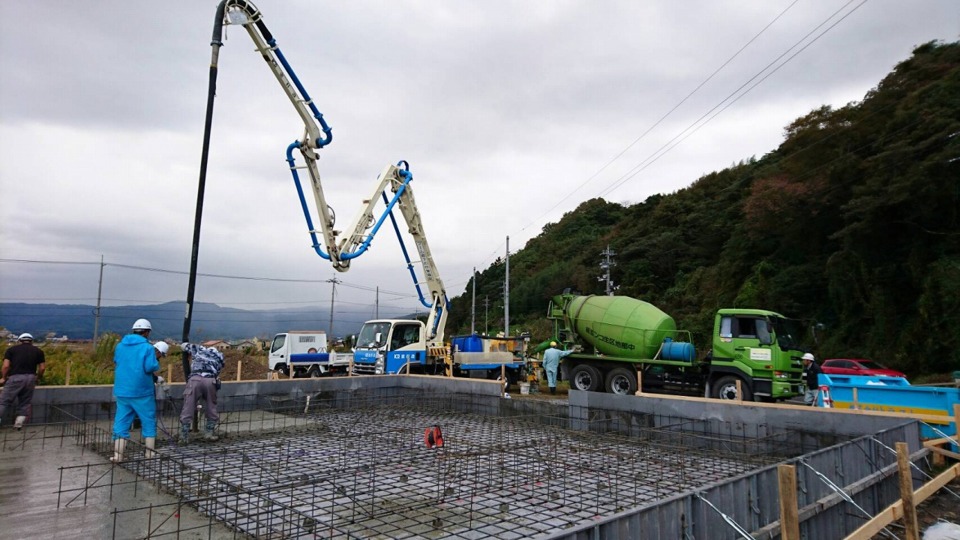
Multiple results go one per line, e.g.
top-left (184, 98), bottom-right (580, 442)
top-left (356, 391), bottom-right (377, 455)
top-left (1, 1), bottom-right (957, 329)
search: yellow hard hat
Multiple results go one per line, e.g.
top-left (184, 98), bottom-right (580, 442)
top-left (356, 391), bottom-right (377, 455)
top-left (550, 341), bottom-right (557, 347)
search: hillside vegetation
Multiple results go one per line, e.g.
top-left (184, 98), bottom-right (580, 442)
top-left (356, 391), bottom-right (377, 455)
top-left (448, 41), bottom-right (960, 379)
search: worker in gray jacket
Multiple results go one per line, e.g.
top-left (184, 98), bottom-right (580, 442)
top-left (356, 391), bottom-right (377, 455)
top-left (178, 343), bottom-right (225, 444)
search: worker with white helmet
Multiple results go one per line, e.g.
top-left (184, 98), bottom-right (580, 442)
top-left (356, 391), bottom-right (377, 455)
top-left (0, 333), bottom-right (46, 430)
top-left (542, 341), bottom-right (576, 395)
top-left (153, 341), bottom-right (170, 360)
top-left (801, 353), bottom-right (822, 406)
top-left (110, 318), bottom-right (162, 462)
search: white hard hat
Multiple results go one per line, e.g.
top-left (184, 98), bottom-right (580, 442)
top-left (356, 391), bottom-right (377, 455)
top-left (154, 341), bottom-right (170, 356)
top-left (18, 333), bottom-right (34, 341)
top-left (132, 318), bottom-right (152, 331)
top-left (802, 353), bottom-right (815, 361)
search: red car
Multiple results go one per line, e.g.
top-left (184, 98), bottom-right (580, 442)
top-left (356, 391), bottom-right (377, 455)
top-left (820, 358), bottom-right (907, 378)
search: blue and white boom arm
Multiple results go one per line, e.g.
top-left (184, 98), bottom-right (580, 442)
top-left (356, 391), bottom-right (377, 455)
top-left (217, 1), bottom-right (448, 341)
top-left (220, 1), bottom-right (344, 267)
top-left (339, 162), bottom-right (449, 344)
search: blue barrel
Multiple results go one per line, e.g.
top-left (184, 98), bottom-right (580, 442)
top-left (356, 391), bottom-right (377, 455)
top-left (660, 337), bottom-right (695, 362)
top-left (452, 334), bottom-right (483, 353)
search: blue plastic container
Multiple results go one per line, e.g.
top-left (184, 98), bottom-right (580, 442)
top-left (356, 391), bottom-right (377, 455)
top-left (660, 337), bottom-right (696, 362)
top-left (452, 334), bottom-right (483, 353)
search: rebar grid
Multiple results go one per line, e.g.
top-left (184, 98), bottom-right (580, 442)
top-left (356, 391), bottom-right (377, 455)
top-left (45, 391), bottom-right (805, 539)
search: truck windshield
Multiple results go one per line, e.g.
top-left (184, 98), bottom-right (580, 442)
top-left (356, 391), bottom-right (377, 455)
top-left (357, 322), bottom-right (392, 348)
top-left (270, 334), bottom-right (286, 353)
top-left (771, 317), bottom-right (805, 351)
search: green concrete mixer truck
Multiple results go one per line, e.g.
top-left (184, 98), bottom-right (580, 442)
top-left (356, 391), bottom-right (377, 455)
top-left (548, 292), bottom-right (807, 401)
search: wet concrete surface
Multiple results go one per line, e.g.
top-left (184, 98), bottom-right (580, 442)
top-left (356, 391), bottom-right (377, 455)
top-left (0, 424), bottom-right (239, 539)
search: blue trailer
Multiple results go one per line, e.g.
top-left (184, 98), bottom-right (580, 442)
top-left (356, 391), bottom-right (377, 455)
top-left (819, 374), bottom-right (959, 438)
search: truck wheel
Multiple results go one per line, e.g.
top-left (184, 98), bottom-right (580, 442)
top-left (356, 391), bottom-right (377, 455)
top-left (605, 368), bottom-right (637, 395)
top-left (712, 375), bottom-right (753, 401)
top-left (570, 365), bottom-right (602, 392)
top-left (307, 366), bottom-right (322, 378)
top-left (276, 364), bottom-right (288, 376)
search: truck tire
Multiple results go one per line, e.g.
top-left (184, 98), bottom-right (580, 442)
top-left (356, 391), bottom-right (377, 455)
top-left (712, 375), bottom-right (753, 401)
top-left (307, 366), bottom-right (322, 378)
top-left (276, 363), bottom-right (288, 376)
top-left (570, 364), bottom-right (603, 392)
top-left (605, 367), bottom-right (637, 395)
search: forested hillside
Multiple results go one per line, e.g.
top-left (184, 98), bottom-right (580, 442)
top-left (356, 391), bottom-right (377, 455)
top-left (448, 41), bottom-right (960, 378)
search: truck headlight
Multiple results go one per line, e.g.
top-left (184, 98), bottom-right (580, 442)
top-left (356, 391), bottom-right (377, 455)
top-left (375, 356), bottom-right (384, 375)
top-left (774, 371), bottom-right (790, 379)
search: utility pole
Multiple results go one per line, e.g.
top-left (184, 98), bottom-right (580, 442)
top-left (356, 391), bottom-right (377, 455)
top-left (598, 245), bottom-right (617, 296)
top-left (483, 296), bottom-right (490, 335)
top-left (504, 236), bottom-right (510, 337)
top-left (327, 276), bottom-right (341, 338)
top-left (93, 255), bottom-right (104, 347)
top-left (471, 267), bottom-right (476, 334)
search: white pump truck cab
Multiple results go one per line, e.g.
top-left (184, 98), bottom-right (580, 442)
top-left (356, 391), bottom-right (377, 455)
top-left (269, 331), bottom-right (348, 378)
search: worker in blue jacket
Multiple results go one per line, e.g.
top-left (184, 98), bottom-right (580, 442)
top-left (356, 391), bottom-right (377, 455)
top-left (543, 342), bottom-right (576, 395)
top-left (111, 318), bottom-right (161, 462)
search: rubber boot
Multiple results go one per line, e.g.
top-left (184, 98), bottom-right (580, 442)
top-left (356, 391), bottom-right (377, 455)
top-left (550, 387), bottom-right (556, 395)
top-left (178, 423), bottom-right (190, 445)
top-left (14, 415), bottom-right (27, 430)
top-left (144, 437), bottom-right (156, 458)
top-left (202, 420), bottom-right (219, 442)
top-left (110, 438), bottom-right (127, 463)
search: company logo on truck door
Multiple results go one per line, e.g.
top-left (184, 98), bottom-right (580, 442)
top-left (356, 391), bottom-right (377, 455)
top-left (585, 327), bottom-right (636, 351)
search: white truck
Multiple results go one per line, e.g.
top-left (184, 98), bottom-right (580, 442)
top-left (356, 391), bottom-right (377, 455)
top-left (268, 331), bottom-right (349, 378)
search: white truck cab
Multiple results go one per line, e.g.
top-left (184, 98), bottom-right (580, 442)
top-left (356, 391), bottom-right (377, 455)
top-left (269, 331), bottom-right (327, 375)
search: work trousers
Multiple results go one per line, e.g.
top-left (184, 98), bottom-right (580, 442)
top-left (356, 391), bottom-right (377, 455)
top-left (544, 365), bottom-right (558, 389)
top-left (180, 375), bottom-right (219, 425)
top-left (113, 394), bottom-right (157, 439)
top-left (0, 374), bottom-right (37, 420)
top-left (804, 387), bottom-right (820, 406)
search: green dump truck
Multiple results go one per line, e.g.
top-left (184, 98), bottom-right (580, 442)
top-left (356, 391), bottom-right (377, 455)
top-left (548, 292), bottom-right (807, 401)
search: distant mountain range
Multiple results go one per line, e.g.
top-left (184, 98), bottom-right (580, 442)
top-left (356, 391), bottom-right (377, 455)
top-left (0, 302), bottom-right (412, 341)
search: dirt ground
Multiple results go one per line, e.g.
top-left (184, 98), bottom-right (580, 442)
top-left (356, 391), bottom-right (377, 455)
top-left (158, 349), bottom-right (271, 383)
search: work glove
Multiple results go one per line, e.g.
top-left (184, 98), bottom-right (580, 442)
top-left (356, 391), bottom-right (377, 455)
top-left (157, 376), bottom-right (165, 385)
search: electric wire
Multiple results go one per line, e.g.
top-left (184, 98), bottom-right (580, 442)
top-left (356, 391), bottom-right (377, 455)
top-left (465, 0), bottom-right (869, 281)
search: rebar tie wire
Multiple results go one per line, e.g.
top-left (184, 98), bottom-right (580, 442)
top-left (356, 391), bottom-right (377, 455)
top-left (693, 492), bottom-right (754, 540)
top-left (799, 459), bottom-right (898, 540)
top-left (869, 436), bottom-right (960, 501)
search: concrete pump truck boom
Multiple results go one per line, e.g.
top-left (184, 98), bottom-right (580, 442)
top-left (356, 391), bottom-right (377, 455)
top-left (200, 1), bottom-right (450, 360)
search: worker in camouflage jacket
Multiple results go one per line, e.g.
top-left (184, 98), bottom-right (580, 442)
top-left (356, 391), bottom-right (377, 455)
top-left (178, 342), bottom-right (225, 444)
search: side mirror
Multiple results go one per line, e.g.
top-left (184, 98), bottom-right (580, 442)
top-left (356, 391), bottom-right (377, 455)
top-left (375, 332), bottom-right (383, 346)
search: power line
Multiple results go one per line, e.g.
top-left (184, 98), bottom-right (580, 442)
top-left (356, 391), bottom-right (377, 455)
top-left (520, 0), bottom-right (803, 232)
top-left (599, 0), bottom-right (870, 199)
top-left (0, 258), bottom-right (417, 298)
top-left (457, 0), bottom-right (868, 283)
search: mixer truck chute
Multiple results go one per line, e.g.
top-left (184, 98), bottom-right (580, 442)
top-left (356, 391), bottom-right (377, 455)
top-left (548, 293), bottom-right (805, 401)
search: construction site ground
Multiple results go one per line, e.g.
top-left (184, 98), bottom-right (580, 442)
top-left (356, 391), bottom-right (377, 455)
top-left (1, 377), bottom-right (956, 539)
